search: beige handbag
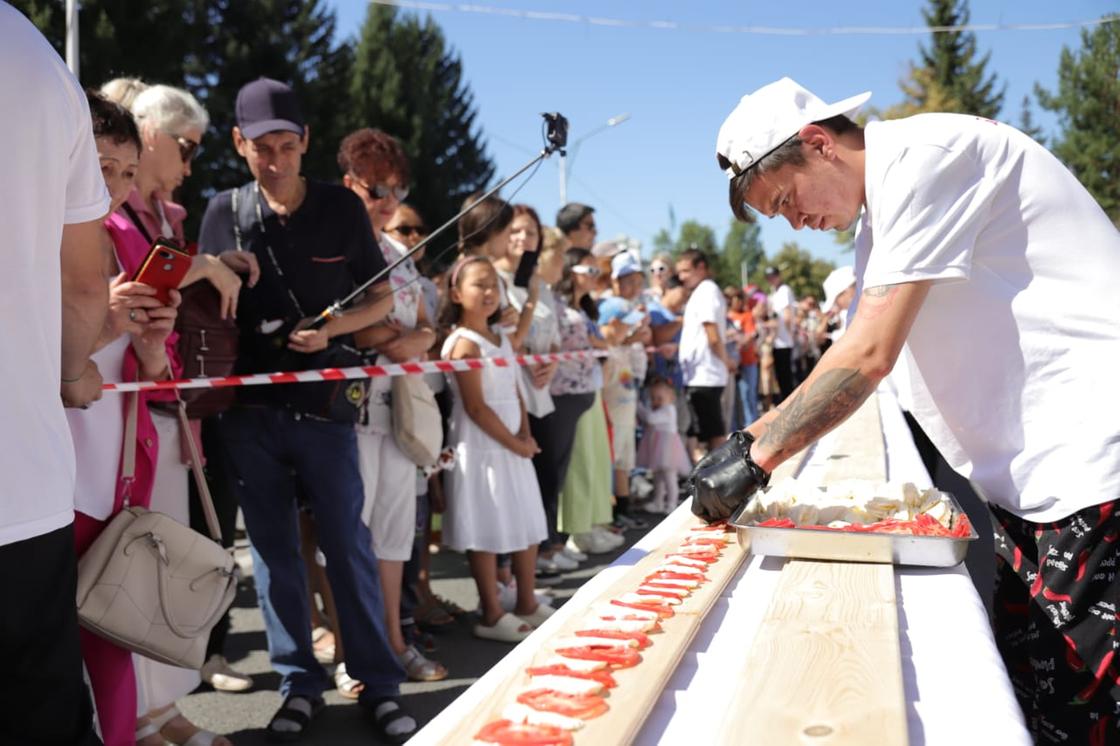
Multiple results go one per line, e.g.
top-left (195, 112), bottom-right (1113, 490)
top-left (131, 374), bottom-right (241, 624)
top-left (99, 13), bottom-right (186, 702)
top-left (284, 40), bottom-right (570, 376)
top-left (391, 373), bottom-right (443, 467)
top-left (76, 395), bottom-right (236, 669)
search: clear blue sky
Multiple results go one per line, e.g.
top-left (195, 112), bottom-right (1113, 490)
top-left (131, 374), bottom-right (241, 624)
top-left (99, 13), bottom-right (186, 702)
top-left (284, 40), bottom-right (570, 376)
top-left (327, 0), bottom-right (1113, 266)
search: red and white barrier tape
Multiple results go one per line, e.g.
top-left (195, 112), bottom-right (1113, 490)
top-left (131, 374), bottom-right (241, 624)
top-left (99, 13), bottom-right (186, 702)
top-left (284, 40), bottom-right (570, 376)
top-left (100, 349), bottom-right (611, 394)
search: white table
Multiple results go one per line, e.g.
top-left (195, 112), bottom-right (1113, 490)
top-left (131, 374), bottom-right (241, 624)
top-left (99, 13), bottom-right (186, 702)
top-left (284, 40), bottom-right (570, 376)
top-left (412, 388), bottom-right (1030, 745)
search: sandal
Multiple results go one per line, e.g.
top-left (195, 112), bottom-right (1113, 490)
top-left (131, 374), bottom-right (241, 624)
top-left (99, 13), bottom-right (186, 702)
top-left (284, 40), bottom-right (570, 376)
top-left (368, 697), bottom-right (418, 745)
top-left (473, 612), bottom-right (532, 643)
top-left (415, 599), bottom-right (455, 630)
top-left (517, 602), bottom-right (556, 629)
top-left (139, 705), bottom-right (231, 746)
top-left (334, 662), bottom-right (365, 700)
top-left (400, 644), bottom-right (448, 682)
top-left (435, 594), bottom-right (468, 618)
top-left (311, 625), bottom-right (336, 665)
top-left (266, 694), bottom-right (324, 743)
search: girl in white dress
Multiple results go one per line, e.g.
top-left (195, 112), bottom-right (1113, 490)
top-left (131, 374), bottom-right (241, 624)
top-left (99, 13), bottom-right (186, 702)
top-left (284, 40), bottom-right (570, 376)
top-left (438, 256), bottom-right (552, 643)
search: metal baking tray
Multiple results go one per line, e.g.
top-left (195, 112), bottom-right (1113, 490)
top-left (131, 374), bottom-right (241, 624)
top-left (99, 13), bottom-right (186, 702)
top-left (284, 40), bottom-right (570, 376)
top-left (729, 490), bottom-right (978, 567)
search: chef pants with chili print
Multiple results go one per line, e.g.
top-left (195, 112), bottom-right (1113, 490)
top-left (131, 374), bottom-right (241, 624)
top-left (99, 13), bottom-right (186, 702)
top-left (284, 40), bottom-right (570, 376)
top-left (990, 500), bottom-right (1119, 746)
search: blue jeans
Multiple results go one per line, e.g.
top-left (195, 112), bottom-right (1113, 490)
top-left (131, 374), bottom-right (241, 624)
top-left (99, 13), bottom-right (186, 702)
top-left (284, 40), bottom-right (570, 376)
top-left (218, 407), bottom-right (404, 702)
top-left (738, 364), bottom-right (760, 427)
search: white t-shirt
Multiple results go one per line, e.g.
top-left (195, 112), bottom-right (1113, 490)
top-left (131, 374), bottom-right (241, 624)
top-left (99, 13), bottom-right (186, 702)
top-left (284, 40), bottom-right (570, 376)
top-left (855, 113), bottom-right (1120, 522)
top-left (769, 283), bottom-right (796, 349)
top-left (680, 278), bottom-right (728, 387)
top-left (0, 6), bottom-right (111, 546)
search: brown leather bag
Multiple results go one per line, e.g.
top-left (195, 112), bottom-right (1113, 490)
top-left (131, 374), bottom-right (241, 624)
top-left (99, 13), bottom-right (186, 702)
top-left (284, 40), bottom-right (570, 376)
top-left (173, 282), bottom-right (239, 418)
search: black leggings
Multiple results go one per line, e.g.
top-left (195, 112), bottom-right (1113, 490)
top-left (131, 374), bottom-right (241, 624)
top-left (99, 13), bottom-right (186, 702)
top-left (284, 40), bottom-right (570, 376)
top-left (772, 347), bottom-right (795, 403)
top-left (530, 392), bottom-right (596, 547)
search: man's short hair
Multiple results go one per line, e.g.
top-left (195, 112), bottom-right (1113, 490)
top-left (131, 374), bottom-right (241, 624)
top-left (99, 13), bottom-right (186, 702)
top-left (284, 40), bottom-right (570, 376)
top-left (679, 247), bottom-right (709, 269)
top-left (727, 114), bottom-right (858, 223)
top-left (556, 202), bottom-right (594, 234)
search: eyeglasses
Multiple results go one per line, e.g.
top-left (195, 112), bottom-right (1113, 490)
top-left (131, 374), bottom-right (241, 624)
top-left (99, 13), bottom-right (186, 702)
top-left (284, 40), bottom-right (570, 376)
top-left (174, 136), bottom-right (200, 163)
top-left (571, 265), bottom-right (601, 277)
top-left (389, 224), bottom-right (427, 237)
top-left (352, 176), bottom-right (409, 202)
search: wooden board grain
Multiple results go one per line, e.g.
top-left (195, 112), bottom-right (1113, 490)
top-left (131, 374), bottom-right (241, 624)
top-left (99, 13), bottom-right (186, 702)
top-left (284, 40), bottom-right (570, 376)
top-left (442, 516), bottom-right (749, 745)
top-left (820, 393), bottom-right (887, 484)
top-left (716, 560), bottom-right (907, 746)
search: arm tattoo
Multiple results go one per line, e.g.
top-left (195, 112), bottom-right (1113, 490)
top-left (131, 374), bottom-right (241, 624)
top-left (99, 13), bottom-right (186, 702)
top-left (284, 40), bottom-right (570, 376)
top-left (755, 368), bottom-right (875, 463)
top-left (856, 285), bottom-right (898, 322)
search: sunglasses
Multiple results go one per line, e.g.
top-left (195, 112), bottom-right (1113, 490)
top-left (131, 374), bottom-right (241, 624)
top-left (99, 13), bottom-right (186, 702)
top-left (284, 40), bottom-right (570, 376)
top-left (390, 224), bottom-right (427, 237)
top-left (174, 135), bottom-right (200, 163)
top-left (571, 265), bottom-right (601, 277)
top-left (650, 265), bottom-right (669, 274)
top-left (353, 176), bottom-right (409, 202)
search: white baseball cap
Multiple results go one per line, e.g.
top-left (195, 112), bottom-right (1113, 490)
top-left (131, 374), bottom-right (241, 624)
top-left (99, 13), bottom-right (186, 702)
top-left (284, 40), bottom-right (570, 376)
top-left (716, 77), bottom-right (871, 179)
top-left (822, 265), bottom-right (857, 313)
top-left (610, 251), bottom-right (643, 279)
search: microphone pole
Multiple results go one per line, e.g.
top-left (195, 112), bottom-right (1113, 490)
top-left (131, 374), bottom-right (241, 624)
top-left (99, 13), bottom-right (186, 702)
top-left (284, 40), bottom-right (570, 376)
top-left (305, 112), bottom-right (569, 330)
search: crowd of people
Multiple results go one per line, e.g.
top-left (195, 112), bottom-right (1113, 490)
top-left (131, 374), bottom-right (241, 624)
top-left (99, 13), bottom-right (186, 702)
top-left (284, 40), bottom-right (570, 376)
top-left (1, 10), bottom-right (859, 745)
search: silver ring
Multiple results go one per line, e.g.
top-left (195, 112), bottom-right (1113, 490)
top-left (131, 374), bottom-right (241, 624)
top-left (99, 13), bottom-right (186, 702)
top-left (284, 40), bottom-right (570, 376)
top-left (129, 309), bottom-right (137, 322)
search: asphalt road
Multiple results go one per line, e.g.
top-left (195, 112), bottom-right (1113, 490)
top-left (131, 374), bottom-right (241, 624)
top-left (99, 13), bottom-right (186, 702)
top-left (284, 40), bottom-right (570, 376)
top-left (177, 517), bottom-right (657, 745)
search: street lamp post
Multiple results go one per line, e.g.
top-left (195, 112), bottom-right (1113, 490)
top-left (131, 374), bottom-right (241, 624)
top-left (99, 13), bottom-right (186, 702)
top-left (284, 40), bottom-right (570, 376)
top-left (559, 112), bottom-right (630, 205)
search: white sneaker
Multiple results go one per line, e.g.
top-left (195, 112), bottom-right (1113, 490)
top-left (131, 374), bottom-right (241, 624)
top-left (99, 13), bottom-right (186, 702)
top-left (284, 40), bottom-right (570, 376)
top-left (561, 543), bottom-right (588, 563)
top-left (536, 555), bottom-right (560, 574)
top-left (550, 551), bottom-right (579, 571)
top-left (593, 526), bottom-right (625, 549)
top-left (200, 654), bottom-right (253, 692)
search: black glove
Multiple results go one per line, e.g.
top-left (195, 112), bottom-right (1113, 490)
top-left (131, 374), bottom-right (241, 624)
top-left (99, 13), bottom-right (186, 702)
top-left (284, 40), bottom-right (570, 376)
top-left (689, 431), bottom-right (770, 523)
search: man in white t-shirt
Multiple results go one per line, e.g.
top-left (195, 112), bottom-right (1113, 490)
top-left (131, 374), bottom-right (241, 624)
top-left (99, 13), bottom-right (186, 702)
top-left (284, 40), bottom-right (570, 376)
top-left (764, 265), bottom-right (796, 400)
top-left (676, 248), bottom-right (733, 457)
top-left (0, 5), bottom-right (111, 744)
top-left (693, 76), bottom-right (1120, 744)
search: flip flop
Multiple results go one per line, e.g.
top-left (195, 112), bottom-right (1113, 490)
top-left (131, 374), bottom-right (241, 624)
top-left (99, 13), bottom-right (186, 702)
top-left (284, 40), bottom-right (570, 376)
top-left (473, 612), bottom-right (532, 643)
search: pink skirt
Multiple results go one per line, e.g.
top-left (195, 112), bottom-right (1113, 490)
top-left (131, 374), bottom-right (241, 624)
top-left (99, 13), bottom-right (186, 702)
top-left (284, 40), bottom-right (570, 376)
top-left (636, 429), bottom-right (691, 476)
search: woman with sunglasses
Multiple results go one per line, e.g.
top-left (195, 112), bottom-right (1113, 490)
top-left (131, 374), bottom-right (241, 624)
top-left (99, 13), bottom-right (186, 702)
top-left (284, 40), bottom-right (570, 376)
top-left (95, 81), bottom-right (252, 746)
top-left (103, 81), bottom-right (244, 320)
top-left (647, 253), bottom-right (674, 299)
top-left (551, 249), bottom-right (622, 555)
top-left (338, 127), bottom-right (449, 689)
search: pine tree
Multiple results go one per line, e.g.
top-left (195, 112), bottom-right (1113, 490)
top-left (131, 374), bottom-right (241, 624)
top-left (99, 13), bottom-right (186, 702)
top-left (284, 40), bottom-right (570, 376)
top-left (1016, 95), bottom-right (1045, 145)
top-left (884, 0), bottom-right (1004, 119)
top-left (1036, 15), bottom-right (1120, 224)
top-left (346, 4), bottom-right (495, 260)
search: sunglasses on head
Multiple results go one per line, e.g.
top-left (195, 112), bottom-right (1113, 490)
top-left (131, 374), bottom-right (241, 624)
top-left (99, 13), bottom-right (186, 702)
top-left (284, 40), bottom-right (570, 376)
top-left (390, 224), bottom-right (426, 237)
top-left (174, 135), bottom-right (200, 163)
top-left (571, 265), bottom-right (601, 277)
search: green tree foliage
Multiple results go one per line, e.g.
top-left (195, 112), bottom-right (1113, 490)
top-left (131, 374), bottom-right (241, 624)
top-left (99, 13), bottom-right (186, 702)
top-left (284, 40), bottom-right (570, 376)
top-left (1036, 15), bottom-right (1120, 224)
top-left (748, 243), bottom-right (836, 301)
top-left (346, 4), bottom-right (495, 255)
top-left (721, 220), bottom-right (765, 289)
top-left (883, 0), bottom-right (1004, 119)
top-left (1016, 95), bottom-right (1045, 145)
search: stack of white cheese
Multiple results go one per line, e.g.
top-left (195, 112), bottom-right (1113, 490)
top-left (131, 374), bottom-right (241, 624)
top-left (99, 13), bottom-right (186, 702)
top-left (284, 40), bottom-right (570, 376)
top-left (741, 480), bottom-right (954, 529)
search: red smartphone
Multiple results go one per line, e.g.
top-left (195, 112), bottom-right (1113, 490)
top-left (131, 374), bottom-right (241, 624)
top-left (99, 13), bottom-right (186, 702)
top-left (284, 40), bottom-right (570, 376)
top-left (132, 239), bottom-right (192, 305)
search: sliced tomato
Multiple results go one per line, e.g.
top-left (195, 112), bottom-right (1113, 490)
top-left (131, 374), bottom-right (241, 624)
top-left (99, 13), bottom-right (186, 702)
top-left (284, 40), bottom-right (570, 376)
top-left (757, 518), bottom-right (796, 528)
top-left (575, 628), bottom-right (652, 650)
top-left (516, 688), bottom-right (610, 720)
top-left (642, 581), bottom-right (693, 594)
top-left (610, 598), bottom-right (675, 618)
top-left (680, 536), bottom-right (728, 547)
top-left (690, 521), bottom-right (731, 532)
top-left (666, 552), bottom-right (720, 564)
top-left (647, 571), bottom-right (708, 584)
top-left (474, 719), bottom-right (574, 745)
top-left (634, 587), bottom-right (686, 603)
top-left (526, 664), bottom-right (618, 689)
top-left (555, 642), bottom-right (643, 669)
top-left (951, 514), bottom-right (974, 538)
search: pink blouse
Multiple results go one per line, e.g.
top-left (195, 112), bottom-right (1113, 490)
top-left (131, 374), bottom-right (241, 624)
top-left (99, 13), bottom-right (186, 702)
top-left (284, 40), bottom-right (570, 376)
top-left (102, 212), bottom-right (184, 512)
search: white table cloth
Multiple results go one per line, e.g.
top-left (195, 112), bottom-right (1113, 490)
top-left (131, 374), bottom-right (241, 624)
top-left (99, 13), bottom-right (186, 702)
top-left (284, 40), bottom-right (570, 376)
top-left (412, 388), bottom-right (1030, 745)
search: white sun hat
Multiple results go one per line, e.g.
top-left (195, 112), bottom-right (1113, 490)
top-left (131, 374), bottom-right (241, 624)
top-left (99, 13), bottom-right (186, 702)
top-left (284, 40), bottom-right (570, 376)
top-left (716, 77), bottom-right (871, 179)
top-left (822, 265), bottom-right (857, 313)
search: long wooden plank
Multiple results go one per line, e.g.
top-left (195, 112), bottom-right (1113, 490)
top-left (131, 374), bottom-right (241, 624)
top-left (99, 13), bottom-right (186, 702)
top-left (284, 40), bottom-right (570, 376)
top-left (716, 560), bottom-right (907, 746)
top-left (443, 516), bottom-right (748, 745)
top-left (820, 393), bottom-right (887, 483)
